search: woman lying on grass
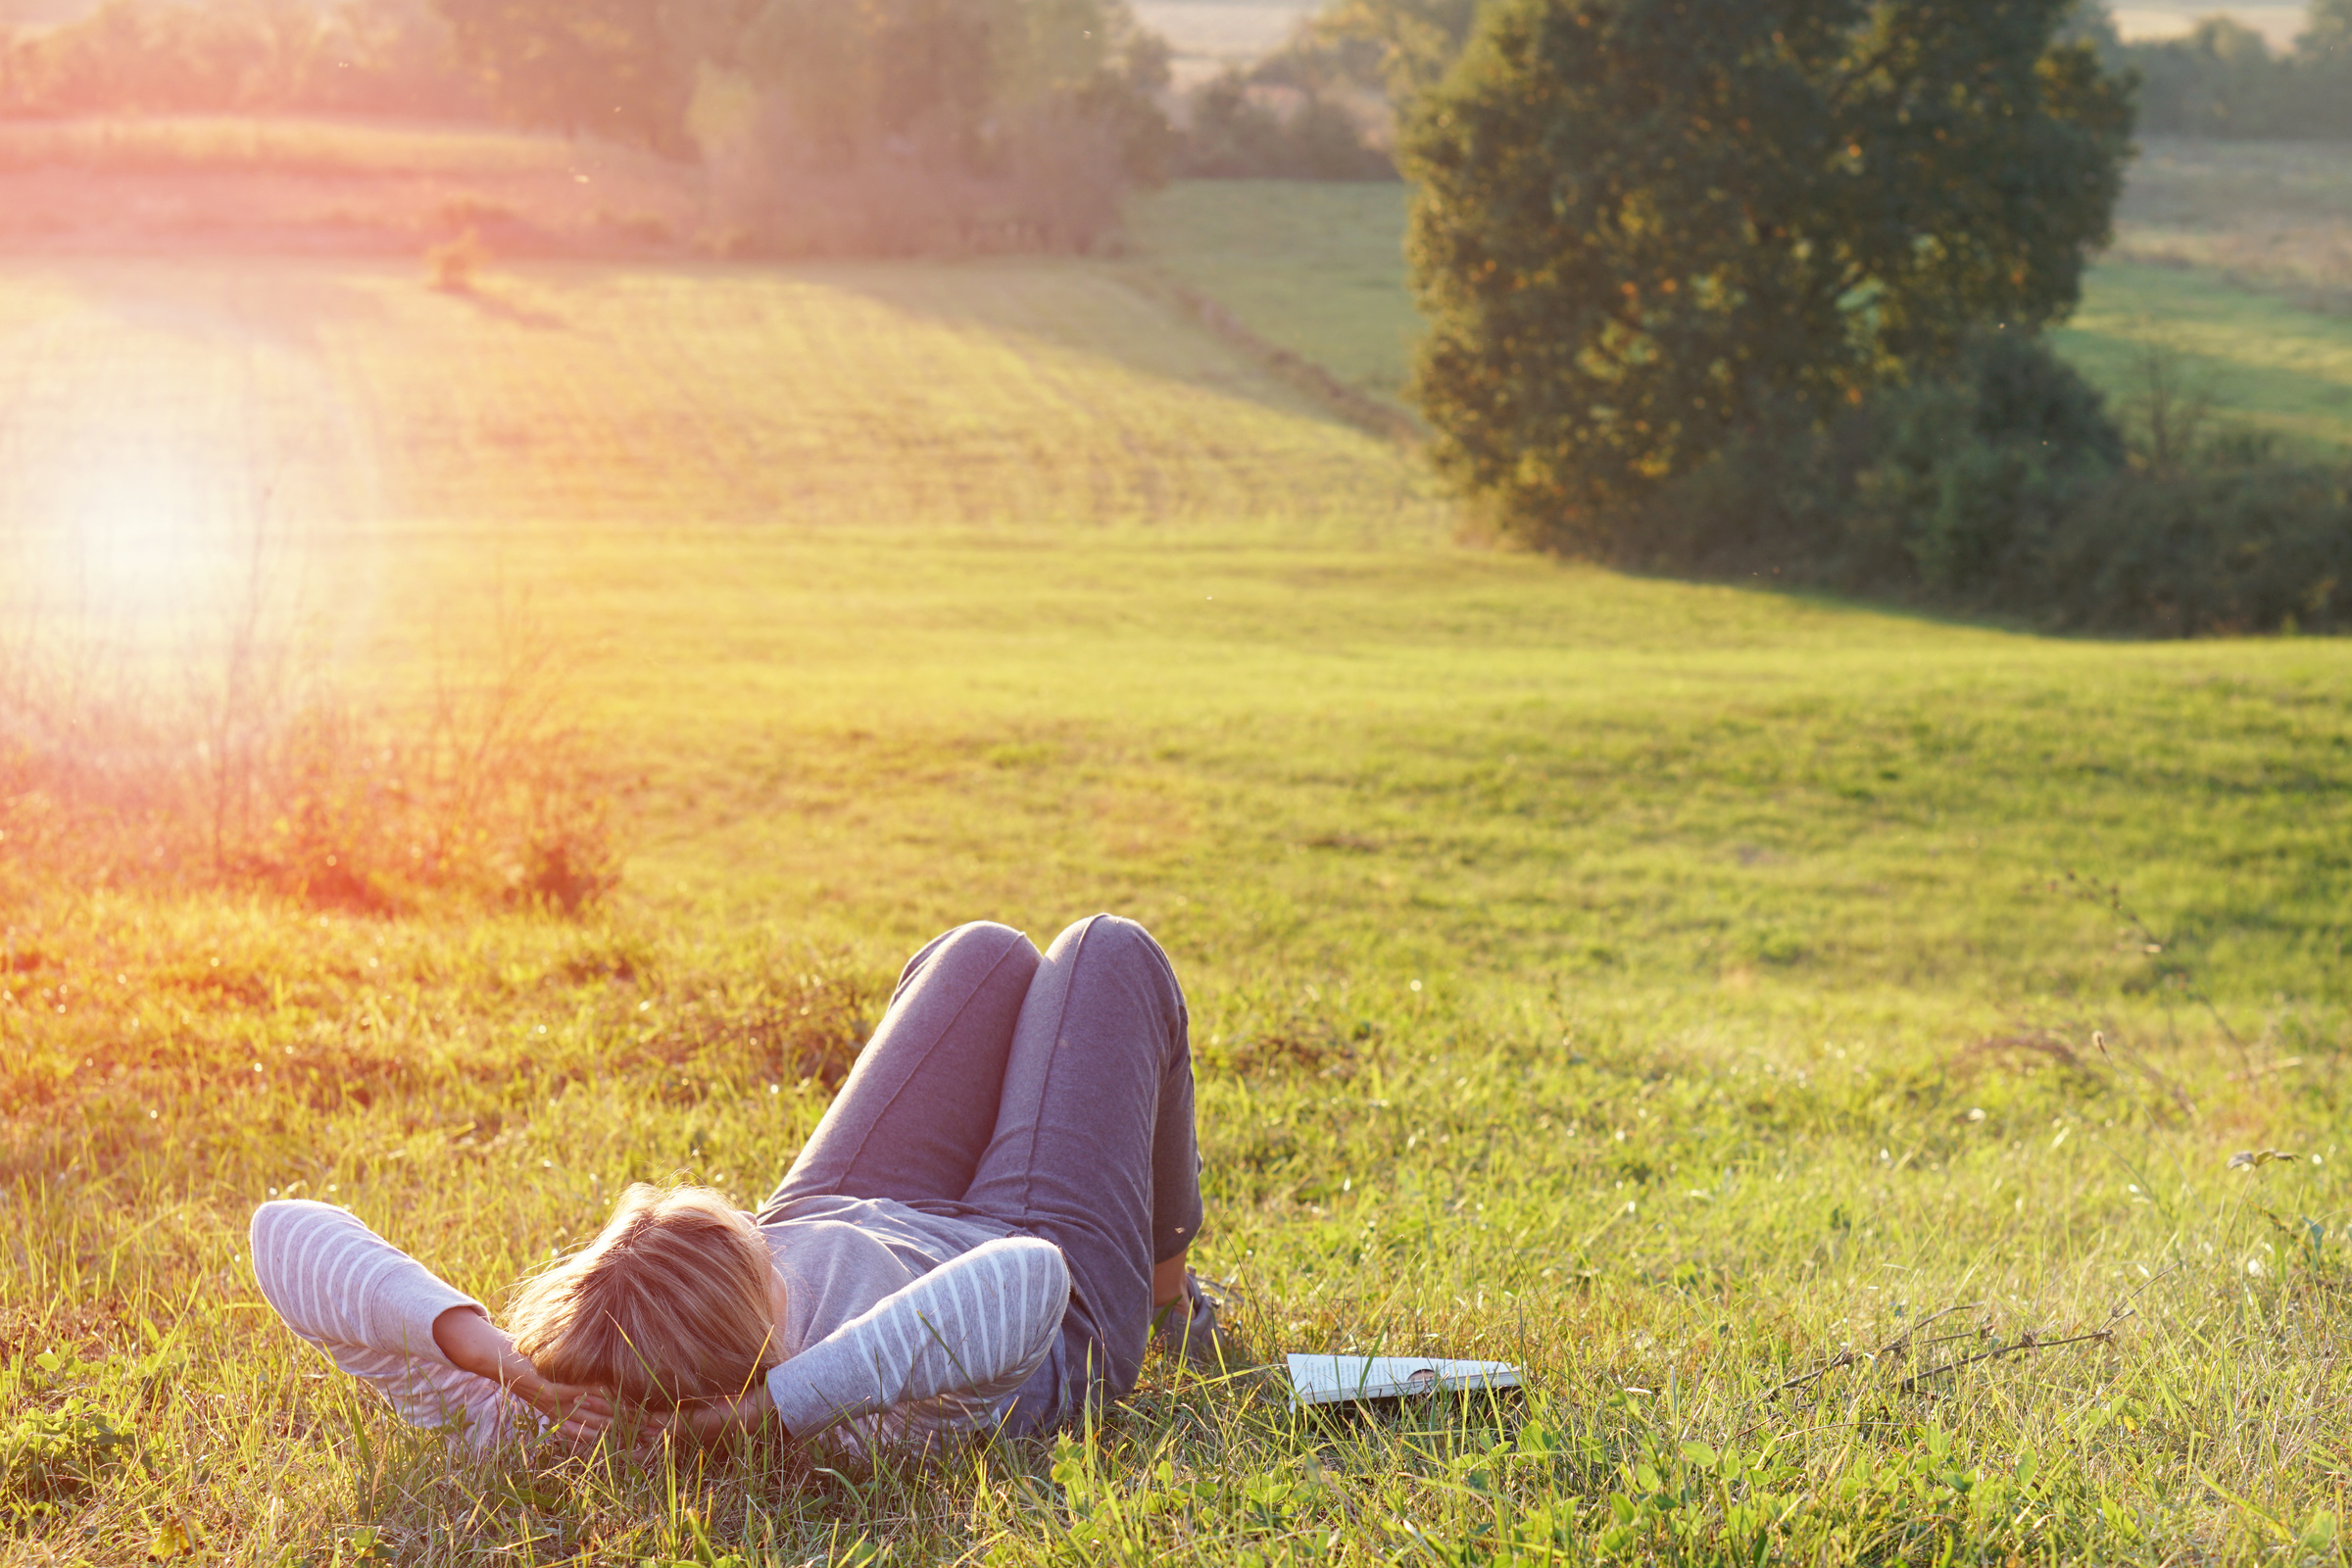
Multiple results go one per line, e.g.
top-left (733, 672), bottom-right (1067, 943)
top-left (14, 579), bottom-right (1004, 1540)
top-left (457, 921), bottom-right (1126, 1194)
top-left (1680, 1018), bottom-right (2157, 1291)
top-left (250, 915), bottom-right (1241, 1454)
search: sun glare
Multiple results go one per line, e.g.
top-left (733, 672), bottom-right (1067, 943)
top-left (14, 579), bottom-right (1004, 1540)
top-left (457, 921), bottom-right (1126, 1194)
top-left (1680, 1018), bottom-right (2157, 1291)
top-left (22, 431), bottom-right (254, 656)
top-left (63, 446), bottom-right (221, 614)
top-left (1, 309), bottom-right (384, 682)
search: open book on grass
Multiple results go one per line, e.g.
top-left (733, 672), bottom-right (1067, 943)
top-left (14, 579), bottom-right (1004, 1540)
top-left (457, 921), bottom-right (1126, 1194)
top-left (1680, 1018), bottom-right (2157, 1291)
top-left (1286, 1353), bottom-right (1522, 1408)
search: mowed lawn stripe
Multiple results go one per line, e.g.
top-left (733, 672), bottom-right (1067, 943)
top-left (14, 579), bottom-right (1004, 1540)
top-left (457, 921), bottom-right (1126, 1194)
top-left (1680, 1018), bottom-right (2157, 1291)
top-left (0, 258), bottom-right (1438, 547)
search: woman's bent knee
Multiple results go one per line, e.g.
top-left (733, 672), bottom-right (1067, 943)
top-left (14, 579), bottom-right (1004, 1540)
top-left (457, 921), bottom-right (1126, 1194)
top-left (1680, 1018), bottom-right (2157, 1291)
top-left (901, 921), bottom-right (1041, 992)
top-left (1053, 914), bottom-right (1175, 976)
top-left (1047, 914), bottom-right (1186, 1039)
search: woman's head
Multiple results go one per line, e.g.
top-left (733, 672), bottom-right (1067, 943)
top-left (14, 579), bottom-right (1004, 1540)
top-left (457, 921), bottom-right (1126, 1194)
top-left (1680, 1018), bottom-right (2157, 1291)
top-left (507, 1183), bottom-right (779, 1407)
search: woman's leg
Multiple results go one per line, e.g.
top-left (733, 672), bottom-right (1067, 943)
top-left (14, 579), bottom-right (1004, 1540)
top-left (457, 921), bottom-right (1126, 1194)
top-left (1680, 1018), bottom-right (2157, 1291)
top-left (959, 913), bottom-right (1202, 1401)
top-left (757, 921), bottom-right (1041, 1216)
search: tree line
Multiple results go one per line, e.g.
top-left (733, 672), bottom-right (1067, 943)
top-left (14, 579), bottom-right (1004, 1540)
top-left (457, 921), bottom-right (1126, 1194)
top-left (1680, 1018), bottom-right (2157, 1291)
top-left (0, 0), bottom-right (1177, 250)
top-left (0, 0), bottom-right (1282, 243)
top-left (0, 0), bottom-right (480, 119)
top-left (0, 1), bottom-right (1172, 170)
top-left (2087, 0), bottom-right (2352, 137)
top-left (1189, 0), bottom-right (2352, 178)
top-left (16, 2), bottom-right (2344, 173)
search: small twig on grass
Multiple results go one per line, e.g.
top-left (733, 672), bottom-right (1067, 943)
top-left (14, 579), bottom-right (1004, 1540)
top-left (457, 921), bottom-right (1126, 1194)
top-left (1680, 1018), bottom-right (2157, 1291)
top-left (1743, 1266), bottom-right (2182, 1431)
top-left (1894, 1307), bottom-right (2131, 1394)
top-left (1749, 1348), bottom-right (1861, 1408)
top-left (1891, 1263), bottom-right (2181, 1395)
top-left (2059, 869), bottom-right (2252, 1080)
top-left (1750, 1302), bottom-right (1985, 1407)
top-left (2098, 1028), bottom-right (2203, 1126)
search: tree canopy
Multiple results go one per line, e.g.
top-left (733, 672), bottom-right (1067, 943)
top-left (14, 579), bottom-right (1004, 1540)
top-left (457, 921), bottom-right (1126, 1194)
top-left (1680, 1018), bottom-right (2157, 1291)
top-left (733, 0), bottom-right (1165, 173)
top-left (428, 0), bottom-right (732, 153)
top-left (1305, 0), bottom-right (1482, 103)
top-left (1400, 0), bottom-right (2133, 546)
top-left (424, 0), bottom-right (1166, 176)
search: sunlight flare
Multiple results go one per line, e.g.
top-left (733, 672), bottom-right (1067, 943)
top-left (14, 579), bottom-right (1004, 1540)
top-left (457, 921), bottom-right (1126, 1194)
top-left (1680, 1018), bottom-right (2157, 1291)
top-left (40, 433), bottom-right (236, 630)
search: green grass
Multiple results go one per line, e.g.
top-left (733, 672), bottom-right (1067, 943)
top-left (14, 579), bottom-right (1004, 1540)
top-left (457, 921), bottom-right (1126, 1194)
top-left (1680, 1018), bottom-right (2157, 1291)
top-left (1126, 173), bottom-right (2352, 453)
top-left (4, 242), bottom-right (2352, 1565)
top-left (1122, 181), bottom-right (1424, 408)
top-left (0, 256), bottom-right (1433, 550)
top-left (2051, 261), bottom-right (2352, 455)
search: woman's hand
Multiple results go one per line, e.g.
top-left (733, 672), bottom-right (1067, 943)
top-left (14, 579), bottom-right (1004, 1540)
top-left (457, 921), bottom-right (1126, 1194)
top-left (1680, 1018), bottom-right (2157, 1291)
top-left (431, 1306), bottom-right (615, 1450)
top-left (663, 1382), bottom-right (776, 1449)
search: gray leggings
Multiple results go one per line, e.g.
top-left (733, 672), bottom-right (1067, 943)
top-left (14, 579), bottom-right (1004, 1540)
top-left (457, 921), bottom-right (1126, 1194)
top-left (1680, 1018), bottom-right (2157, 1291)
top-left (758, 915), bottom-right (1202, 1417)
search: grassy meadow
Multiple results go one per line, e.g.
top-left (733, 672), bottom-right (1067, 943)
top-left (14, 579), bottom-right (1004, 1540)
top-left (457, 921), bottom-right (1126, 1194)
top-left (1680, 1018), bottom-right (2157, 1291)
top-left (2, 168), bottom-right (2351, 1566)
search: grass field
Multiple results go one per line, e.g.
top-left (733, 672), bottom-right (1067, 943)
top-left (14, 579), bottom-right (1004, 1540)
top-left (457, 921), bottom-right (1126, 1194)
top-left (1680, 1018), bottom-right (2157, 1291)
top-left (3, 193), bottom-right (2352, 1563)
top-left (2050, 262), bottom-right (2352, 455)
top-left (1123, 183), bottom-right (1425, 411)
top-left (2114, 139), bottom-right (2352, 290)
top-left (1126, 165), bottom-right (2352, 453)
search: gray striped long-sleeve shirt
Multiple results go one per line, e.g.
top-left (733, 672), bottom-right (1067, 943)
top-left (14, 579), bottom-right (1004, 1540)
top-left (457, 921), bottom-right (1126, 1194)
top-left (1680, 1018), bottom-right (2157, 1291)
top-left (248, 1199), bottom-right (1069, 1453)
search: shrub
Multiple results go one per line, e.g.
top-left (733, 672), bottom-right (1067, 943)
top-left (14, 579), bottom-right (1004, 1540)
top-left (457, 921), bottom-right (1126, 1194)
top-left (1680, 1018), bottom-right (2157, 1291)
top-left (1856, 331), bottom-right (2126, 602)
top-left (424, 226), bottom-right (485, 292)
top-left (1642, 331), bottom-right (2352, 637)
top-left (2042, 463), bottom-right (2352, 635)
top-left (1644, 334), bottom-right (2121, 581)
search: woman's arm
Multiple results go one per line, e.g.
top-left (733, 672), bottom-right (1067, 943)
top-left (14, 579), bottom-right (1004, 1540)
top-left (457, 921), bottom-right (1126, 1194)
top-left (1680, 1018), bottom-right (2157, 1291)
top-left (429, 1302), bottom-right (613, 1446)
top-left (249, 1200), bottom-right (608, 1449)
top-left (682, 1235), bottom-right (1069, 1448)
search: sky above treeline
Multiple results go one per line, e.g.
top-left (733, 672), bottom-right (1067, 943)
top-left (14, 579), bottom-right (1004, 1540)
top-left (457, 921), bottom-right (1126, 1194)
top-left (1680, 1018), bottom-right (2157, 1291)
top-left (2108, 1), bottom-right (2309, 45)
top-left (0, 0), bottom-right (2322, 87)
top-left (1133, 0), bottom-right (2318, 83)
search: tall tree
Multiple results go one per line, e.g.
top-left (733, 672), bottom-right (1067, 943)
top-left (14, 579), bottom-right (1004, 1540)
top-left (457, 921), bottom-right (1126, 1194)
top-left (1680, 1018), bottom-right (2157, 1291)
top-left (1400, 0), bottom-right (2132, 547)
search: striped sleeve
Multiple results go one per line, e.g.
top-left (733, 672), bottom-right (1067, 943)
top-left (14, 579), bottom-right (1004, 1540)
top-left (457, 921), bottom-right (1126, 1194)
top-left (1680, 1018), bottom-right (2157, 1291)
top-left (248, 1200), bottom-right (526, 1450)
top-left (764, 1235), bottom-right (1069, 1447)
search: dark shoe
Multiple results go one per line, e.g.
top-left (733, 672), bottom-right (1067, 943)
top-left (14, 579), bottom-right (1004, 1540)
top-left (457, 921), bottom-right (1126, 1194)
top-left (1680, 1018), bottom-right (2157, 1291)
top-left (1152, 1273), bottom-right (1252, 1369)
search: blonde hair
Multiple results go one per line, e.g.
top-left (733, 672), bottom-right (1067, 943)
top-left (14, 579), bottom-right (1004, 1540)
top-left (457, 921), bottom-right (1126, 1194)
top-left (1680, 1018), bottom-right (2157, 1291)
top-left (507, 1183), bottom-right (779, 1407)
